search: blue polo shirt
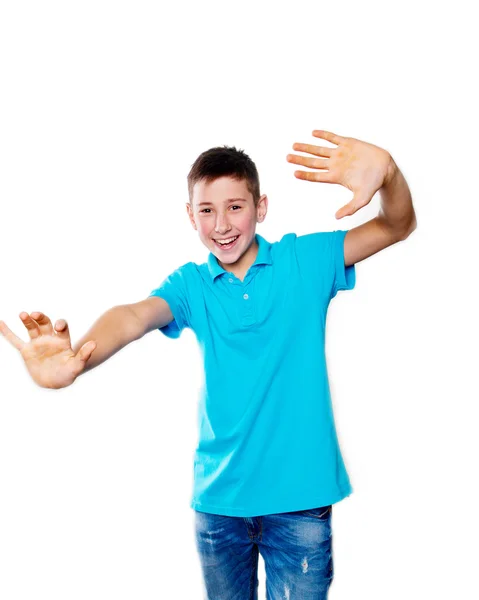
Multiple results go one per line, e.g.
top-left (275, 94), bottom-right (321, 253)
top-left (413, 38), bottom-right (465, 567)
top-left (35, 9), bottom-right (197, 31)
top-left (148, 230), bottom-right (356, 517)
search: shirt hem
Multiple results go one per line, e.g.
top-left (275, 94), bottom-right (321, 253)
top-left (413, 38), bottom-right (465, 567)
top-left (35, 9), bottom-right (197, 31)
top-left (190, 483), bottom-right (353, 517)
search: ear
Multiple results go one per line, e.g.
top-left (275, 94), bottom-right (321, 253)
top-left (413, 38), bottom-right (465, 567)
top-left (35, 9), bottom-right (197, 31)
top-left (186, 203), bottom-right (198, 231)
top-left (256, 194), bottom-right (268, 223)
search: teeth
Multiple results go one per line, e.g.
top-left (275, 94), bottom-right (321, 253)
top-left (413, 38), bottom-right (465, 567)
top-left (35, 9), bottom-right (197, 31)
top-left (216, 236), bottom-right (238, 245)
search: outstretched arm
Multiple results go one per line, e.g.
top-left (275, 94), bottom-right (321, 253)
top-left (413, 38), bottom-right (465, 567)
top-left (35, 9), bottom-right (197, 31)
top-left (286, 129), bottom-right (417, 266)
top-left (0, 297), bottom-right (173, 389)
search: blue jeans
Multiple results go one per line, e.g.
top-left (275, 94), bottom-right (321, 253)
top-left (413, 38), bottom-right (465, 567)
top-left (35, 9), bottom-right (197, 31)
top-left (194, 505), bottom-right (333, 599)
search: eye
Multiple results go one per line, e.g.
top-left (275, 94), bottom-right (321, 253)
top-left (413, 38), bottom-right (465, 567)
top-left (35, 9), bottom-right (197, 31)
top-left (200, 206), bottom-right (241, 214)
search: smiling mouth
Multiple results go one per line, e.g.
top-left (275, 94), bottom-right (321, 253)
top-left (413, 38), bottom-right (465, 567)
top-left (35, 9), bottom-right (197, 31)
top-left (213, 235), bottom-right (240, 250)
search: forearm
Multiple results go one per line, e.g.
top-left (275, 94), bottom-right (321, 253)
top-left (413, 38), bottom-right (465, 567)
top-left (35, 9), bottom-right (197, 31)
top-left (72, 305), bottom-right (142, 376)
top-left (378, 157), bottom-right (417, 239)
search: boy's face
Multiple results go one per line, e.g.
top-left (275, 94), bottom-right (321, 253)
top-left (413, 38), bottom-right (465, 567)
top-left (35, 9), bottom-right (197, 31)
top-left (187, 176), bottom-right (268, 269)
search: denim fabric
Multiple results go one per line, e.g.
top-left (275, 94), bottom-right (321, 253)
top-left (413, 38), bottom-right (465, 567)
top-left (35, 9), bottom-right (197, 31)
top-left (194, 505), bottom-right (333, 599)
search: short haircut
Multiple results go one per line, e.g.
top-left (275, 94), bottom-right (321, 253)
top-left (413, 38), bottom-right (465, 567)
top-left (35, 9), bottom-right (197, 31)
top-left (187, 146), bottom-right (261, 206)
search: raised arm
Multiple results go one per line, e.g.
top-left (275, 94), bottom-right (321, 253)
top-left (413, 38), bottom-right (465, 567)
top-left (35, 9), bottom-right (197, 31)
top-left (286, 129), bottom-right (417, 265)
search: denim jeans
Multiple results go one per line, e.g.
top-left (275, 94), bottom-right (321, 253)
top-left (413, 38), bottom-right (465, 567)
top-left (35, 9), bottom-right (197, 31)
top-left (194, 505), bottom-right (333, 599)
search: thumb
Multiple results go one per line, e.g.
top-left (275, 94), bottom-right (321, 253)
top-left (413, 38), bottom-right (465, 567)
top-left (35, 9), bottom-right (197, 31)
top-left (335, 196), bottom-right (360, 219)
top-left (71, 341), bottom-right (97, 376)
top-left (54, 318), bottom-right (72, 343)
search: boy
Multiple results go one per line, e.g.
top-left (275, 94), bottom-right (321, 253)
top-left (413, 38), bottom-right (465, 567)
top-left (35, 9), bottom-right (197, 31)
top-left (0, 129), bottom-right (416, 599)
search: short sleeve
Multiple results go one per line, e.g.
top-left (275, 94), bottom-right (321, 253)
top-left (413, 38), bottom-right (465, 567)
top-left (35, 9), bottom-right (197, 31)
top-left (293, 230), bottom-right (356, 301)
top-left (330, 229), bottom-right (356, 299)
top-left (148, 264), bottom-right (192, 339)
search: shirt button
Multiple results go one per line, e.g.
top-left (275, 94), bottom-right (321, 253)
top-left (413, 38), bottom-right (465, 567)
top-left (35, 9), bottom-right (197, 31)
top-left (228, 278), bottom-right (233, 283)
top-left (243, 293), bottom-right (249, 300)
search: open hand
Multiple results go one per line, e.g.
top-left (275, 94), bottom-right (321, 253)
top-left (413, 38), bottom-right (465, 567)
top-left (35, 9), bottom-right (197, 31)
top-left (286, 129), bottom-right (395, 219)
top-left (0, 312), bottom-right (96, 389)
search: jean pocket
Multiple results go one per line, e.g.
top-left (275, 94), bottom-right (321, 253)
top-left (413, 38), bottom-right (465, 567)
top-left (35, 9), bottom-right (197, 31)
top-left (300, 505), bottom-right (332, 520)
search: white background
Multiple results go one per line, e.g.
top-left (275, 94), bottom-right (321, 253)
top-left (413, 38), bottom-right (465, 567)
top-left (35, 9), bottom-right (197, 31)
top-left (0, 1), bottom-right (477, 598)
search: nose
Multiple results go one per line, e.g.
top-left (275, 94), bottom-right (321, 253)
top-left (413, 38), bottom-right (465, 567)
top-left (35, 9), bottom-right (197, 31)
top-left (214, 213), bottom-right (231, 235)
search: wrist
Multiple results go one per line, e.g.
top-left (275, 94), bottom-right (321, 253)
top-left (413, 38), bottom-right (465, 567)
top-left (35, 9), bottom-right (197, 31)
top-left (383, 155), bottom-right (399, 187)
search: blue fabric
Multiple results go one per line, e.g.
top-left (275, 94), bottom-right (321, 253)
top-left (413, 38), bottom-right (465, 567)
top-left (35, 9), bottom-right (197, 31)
top-left (195, 504), bottom-right (333, 598)
top-left (149, 231), bottom-right (356, 517)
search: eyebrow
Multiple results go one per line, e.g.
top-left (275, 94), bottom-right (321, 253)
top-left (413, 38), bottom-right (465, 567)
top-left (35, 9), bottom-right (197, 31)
top-left (197, 198), bottom-right (248, 207)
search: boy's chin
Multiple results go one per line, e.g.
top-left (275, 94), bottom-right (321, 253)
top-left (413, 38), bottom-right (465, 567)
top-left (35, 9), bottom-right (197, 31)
top-left (211, 246), bottom-right (239, 261)
top-left (215, 254), bottom-right (239, 264)
top-left (212, 247), bottom-right (244, 267)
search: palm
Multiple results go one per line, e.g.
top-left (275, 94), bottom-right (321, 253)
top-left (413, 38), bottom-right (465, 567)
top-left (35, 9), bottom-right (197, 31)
top-left (0, 311), bottom-right (96, 390)
top-left (286, 129), bottom-right (392, 219)
top-left (21, 335), bottom-right (78, 389)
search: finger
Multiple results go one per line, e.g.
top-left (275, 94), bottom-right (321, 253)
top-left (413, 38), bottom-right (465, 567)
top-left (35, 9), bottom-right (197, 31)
top-left (30, 312), bottom-right (54, 336)
top-left (71, 341), bottom-right (97, 377)
top-left (19, 312), bottom-right (41, 340)
top-left (292, 142), bottom-right (334, 158)
top-left (312, 130), bottom-right (344, 146)
top-left (287, 154), bottom-right (329, 170)
top-left (0, 320), bottom-right (26, 351)
top-left (293, 170), bottom-right (333, 183)
top-left (292, 143), bottom-right (333, 158)
top-left (53, 319), bottom-right (72, 344)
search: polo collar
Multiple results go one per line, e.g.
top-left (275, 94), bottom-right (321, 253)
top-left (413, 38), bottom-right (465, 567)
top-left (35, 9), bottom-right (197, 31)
top-left (207, 233), bottom-right (273, 281)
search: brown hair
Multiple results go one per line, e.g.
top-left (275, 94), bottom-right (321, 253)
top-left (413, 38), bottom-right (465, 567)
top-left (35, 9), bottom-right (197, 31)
top-left (187, 146), bottom-right (260, 206)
